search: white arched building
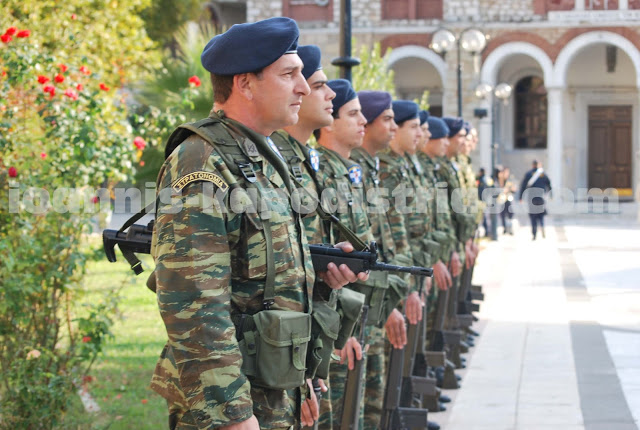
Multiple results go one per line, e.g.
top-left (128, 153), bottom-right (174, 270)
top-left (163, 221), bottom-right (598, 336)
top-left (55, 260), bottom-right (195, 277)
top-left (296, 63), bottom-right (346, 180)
top-left (247, 0), bottom-right (640, 199)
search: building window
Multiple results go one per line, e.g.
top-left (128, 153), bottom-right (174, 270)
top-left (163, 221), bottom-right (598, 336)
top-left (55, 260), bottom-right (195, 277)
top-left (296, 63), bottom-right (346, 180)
top-left (514, 76), bottom-right (547, 149)
top-left (585, 0), bottom-right (619, 9)
top-left (381, 0), bottom-right (443, 20)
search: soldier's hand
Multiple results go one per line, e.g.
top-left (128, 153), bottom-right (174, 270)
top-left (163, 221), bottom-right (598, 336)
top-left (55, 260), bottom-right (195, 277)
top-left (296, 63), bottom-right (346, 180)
top-left (301, 379), bottom-right (320, 427)
top-left (338, 336), bottom-right (363, 370)
top-left (219, 415), bottom-right (259, 430)
top-left (385, 308), bottom-right (407, 349)
top-left (433, 260), bottom-right (452, 290)
top-left (450, 251), bottom-right (462, 277)
top-left (405, 291), bottom-right (423, 325)
top-left (464, 241), bottom-right (474, 269)
top-left (318, 242), bottom-right (369, 289)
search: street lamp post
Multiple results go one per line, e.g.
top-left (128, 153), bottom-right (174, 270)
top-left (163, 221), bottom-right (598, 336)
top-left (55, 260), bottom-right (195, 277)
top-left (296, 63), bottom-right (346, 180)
top-left (331, 0), bottom-right (360, 82)
top-left (430, 28), bottom-right (487, 116)
top-left (475, 82), bottom-right (512, 240)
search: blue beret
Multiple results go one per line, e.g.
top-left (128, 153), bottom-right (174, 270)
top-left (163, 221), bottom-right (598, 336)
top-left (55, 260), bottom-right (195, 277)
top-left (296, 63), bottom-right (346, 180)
top-left (201, 17), bottom-right (299, 75)
top-left (463, 121), bottom-right (472, 135)
top-left (298, 45), bottom-right (322, 80)
top-left (419, 110), bottom-right (430, 125)
top-left (357, 91), bottom-right (392, 124)
top-left (442, 116), bottom-right (465, 137)
top-left (392, 100), bottom-right (420, 124)
top-left (427, 117), bottom-right (450, 139)
top-left (328, 79), bottom-right (357, 114)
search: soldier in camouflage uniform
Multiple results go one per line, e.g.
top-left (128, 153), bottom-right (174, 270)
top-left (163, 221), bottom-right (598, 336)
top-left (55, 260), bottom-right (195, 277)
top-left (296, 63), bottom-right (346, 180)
top-left (314, 79), bottom-right (384, 430)
top-left (416, 117), bottom-right (457, 346)
top-left (351, 92), bottom-right (418, 429)
top-left (268, 45), bottom-right (359, 429)
top-left (455, 124), bottom-right (480, 319)
top-left (149, 19), bottom-right (364, 430)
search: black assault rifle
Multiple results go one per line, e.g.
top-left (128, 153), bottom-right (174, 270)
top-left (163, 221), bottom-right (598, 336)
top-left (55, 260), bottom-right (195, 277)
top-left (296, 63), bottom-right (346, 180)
top-left (103, 225), bottom-right (433, 279)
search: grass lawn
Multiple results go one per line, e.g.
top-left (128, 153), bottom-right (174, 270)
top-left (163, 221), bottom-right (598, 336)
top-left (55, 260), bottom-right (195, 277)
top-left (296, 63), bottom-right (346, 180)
top-left (61, 249), bottom-right (167, 429)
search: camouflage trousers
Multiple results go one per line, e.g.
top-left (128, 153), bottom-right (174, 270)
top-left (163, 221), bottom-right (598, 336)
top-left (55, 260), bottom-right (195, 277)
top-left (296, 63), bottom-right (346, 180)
top-left (317, 326), bottom-right (386, 430)
top-left (363, 326), bottom-right (386, 430)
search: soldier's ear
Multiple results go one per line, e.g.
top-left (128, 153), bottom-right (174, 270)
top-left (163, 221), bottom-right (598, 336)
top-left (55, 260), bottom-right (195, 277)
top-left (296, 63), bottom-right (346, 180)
top-left (234, 73), bottom-right (254, 101)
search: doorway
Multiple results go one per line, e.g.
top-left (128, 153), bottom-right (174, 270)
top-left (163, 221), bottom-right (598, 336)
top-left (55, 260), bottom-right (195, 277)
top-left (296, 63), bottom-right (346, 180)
top-left (588, 105), bottom-right (632, 195)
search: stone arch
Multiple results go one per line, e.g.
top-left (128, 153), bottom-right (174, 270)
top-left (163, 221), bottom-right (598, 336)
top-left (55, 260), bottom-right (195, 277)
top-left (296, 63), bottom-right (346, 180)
top-left (481, 31), bottom-right (555, 65)
top-left (553, 30), bottom-right (640, 88)
top-left (480, 42), bottom-right (554, 87)
top-left (386, 45), bottom-right (447, 86)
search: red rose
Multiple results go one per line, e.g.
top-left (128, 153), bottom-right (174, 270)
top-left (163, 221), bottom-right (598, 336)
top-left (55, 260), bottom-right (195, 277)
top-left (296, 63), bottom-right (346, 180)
top-left (82, 375), bottom-right (93, 383)
top-left (133, 136), bottom-right (146, 150)
top-left (71, 14), bottom-right (77, 20)
top-left (139, 160), bottom-right (145, 167)
top-left (99, 83), bottom-right (110, 91)
top-left (16, 30), bottom-right (30, 38)
top-left (188, 75), bottom-right (201, 87)
top-left (91, 196), bottom-right (99, 204)
top-left (5, 27), bottom-right (17, 36)
top-left (82, 336), bottom-right (91, 343)
top-left (64, 88), bottom-right (78, 100)
top-left (1, 34), bottom-right (12, 43)
top-left (43, 84), bottom-right (55, 94)
top-left (54, 74), bottom-right (65, 83)
top-left (141, 399), bottom-right (148, 405)
top-left (79, 65), bottom-right (90, 75)
top-left (8, 167), bottom-right (17, 177)
top-left (40, 152), bottom-right (47, 159)
top-left (76, 83), bottom-right (83, 91)
top-left (38, 75), bottom-right (50, 84)
top-left (1, 70), bottom-right (6, 78)
top-left (58, 64), bottom-right (68, 73)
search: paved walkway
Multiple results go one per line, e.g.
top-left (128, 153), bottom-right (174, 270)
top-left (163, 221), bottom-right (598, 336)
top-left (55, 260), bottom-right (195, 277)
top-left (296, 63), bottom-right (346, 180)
top-left (433, 207), bottom-right (640, 430)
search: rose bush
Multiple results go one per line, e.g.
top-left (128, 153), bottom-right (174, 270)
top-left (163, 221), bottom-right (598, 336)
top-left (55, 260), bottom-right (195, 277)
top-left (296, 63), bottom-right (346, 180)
top-left (0, 1), bottom-right (161, 426)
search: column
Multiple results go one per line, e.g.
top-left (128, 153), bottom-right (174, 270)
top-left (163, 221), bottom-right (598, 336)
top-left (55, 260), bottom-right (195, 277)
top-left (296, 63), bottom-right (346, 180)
top-left (574, 0), bottom-right (585, 10)
top-left (547, 87), bottom-right (564, 197)
top-left (619, 0), bottom-right (629, 10)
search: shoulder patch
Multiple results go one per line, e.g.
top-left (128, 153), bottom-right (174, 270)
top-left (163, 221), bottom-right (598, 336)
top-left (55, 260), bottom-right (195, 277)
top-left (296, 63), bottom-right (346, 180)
top-left (308, 148), bottom-right (320, 172)
top-left (172, 171), bottom-right (229, 193)
top-left (348, 164), bottom-right (362, 184)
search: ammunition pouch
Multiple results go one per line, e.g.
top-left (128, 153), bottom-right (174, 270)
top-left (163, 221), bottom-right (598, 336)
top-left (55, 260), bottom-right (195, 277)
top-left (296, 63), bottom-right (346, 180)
top-left (236, 310), bottom-right (311, 390)
top-left (422, 239), bottom-right (441, 264)
top-left (307, 301), bottom-right (341, 380)
top-left (411, 249), bottom-right (432, 271)
top-left (431, 231), bottom-right (453, 260)
top-left (383, 274), bottom-right (409, 323)
top-left (335, 288), bottom-right (366, 349)
top-left (349, 271), bottom-right (389, 327)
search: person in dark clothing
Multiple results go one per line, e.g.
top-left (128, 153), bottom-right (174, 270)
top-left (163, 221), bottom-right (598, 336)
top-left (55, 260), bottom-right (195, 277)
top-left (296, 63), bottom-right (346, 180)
top-left (519, 160), bottom-right (552, 240)
top-left (476, 168), bottom-right (490, 236)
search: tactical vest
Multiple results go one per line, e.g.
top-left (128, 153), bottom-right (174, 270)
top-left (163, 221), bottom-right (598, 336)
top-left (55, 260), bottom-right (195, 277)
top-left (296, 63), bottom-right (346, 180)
top-left (270, 131), bottom-right (328, 245)
top-left (164, 116), bottom-right (316, 389)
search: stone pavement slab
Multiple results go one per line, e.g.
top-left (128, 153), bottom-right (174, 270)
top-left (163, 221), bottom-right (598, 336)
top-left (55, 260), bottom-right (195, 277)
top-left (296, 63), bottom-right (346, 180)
top-left (431, 213), bottom-right (640, 430)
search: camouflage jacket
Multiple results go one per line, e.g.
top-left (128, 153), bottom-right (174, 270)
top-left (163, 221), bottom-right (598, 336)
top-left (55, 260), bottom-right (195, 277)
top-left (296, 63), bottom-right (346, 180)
top-left (270, 130), bottom-right (326, 245)
top-left (457, 154), bottom-right (484, 224)
top-left (437, 156), bottom-right (476, 243)
top-left (150, 112), bottom-right (314, 429)
top-left (350, 147), bottom-right (409, 265)
top-left (416, 152), bottom-right (458, 262)
top-left (315, 146), bottom-right (373, 245)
